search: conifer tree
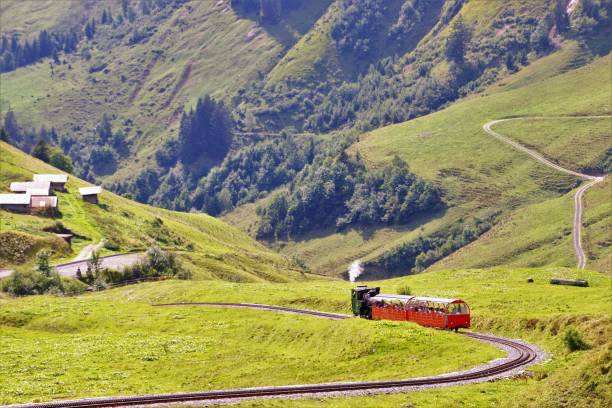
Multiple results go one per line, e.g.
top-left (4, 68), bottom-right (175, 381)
top-left (32, 138), bottom-right (51, 162)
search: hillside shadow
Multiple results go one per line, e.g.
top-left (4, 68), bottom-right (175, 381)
top-left (232, 0), bottom-right (332, 48)
top-left (279, 206), bottom-right (448, 246)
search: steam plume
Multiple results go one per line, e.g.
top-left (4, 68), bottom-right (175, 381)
top-left (348, 260), bottom-right (363, 282)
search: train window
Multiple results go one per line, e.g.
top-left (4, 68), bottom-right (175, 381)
top-left (448, 304), bottom-right (465, 314)
top-left (448, 303), bottom-right (469, 314)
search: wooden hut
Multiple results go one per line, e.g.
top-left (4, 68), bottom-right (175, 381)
top-left (33, 174), bottom-right (68, 191)
top-left (79, 186), bottom-right (102, 204)
top-left (0, 193), bottom-right (31, 212)
top-left (10, 181), bottom-right (51, 196)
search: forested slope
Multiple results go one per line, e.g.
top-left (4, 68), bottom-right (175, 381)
top-left (1, 0), bottom-right (610, 278)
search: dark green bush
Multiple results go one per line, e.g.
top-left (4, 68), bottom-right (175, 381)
top-left (103, 239), bottom-right (120, 251)
top-left (0, 270), bottom-right (86, 296)
top-left (564, 328), bottom-right (591, 352)
top-left (85, 246), bottom-right (192, 288)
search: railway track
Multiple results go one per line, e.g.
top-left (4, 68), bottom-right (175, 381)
top-left (11, 303), bottom-right (543, 408)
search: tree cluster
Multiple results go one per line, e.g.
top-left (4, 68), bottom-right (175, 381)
top-left (388, 0), bottom-right (429, 45)
top-left (78, 246), bottom-right (191, 290)
top-left (569, 0), bottom-right (611, 35)
top-left (0, 250), bottom-right (85, 296)
top-left (445, 17), bottom-right (471, 64)
top-left (367, 215), bottom-right (494, 276)
top-left (178, 95), bottom-right (233, 165)
top-left (0, 29), bottom-right (80, 73)
top-left (83, 114), bottom-right (129, 177)
top-left (190, 134), bottom-right (315, 215)
top-left (330, 0), bottom-right (388, 56)
top-left (32, 138), bottom-right (74, 173)
top-left (256, 153), bottom-right (442, 239)
top-left (2, 110), bottom-right (73, 173)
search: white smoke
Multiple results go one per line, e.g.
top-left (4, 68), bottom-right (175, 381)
top-left (348, 260), bottom-right (363, 282)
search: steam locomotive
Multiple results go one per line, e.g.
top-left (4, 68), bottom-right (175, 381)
top-left (351, 286), bottom-right (470, 330)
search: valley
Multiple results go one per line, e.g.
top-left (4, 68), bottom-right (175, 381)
top-left (0, 1), bottom-right (610, 407)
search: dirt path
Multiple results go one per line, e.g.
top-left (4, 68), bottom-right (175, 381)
top-left (73, 240), bottom-right (105, 262)
top-left (483, 117), bottom-right (607, 269)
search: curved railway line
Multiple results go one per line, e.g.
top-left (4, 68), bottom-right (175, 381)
top-left (12, 303), bottom-right (544, 408)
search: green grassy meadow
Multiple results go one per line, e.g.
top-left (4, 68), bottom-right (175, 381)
top-left (0, 291), bottom-right (500, 404)
top-left (0, 266), bottom-right (609, 405)
top-left (491, 117), bottom-right (610, 173)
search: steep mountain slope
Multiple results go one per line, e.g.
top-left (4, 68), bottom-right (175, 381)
top-left (225, 48), bottom-right (610, 277)
top-left (0, 142), bottom-right (309, 282)
top-left (1, 0), bottom-right (609, 279)
top-left (0, 0), bottom-right (330, 182)
top-left (352, 52), bottom-right (610, 276)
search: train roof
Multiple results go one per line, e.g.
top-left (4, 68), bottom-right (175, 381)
top-left (370, 294), bottom-right (466, 304)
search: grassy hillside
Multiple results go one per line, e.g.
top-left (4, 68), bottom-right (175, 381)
top-left (1, 266), bottom-right (609, 405)
top-left (349, 53), bottom-right (610, 275)
top-left (0, 142), bottom-right (309, 282)
top-left (491, 117), bottom-right (610, 173)
top-left (0, 292), bottom-right (499, 404)
top-left (0, 0), bottom-right (108, 36)
top-left (225, 51), bottom-right (610, 277)
top-left (0, 0), bottom-right (329, 183)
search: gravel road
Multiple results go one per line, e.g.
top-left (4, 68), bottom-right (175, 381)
top-left (0, 253), bottom-right (144, 279)
top-left (483, 117), bottom-right (607, 269)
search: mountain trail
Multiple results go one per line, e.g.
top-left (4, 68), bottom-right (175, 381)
top-left (483, 117), bottom-right (608, 269)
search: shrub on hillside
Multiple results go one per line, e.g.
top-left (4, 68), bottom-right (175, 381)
top-left (80, 246), bottom-right (192, 288)
top-left (564, 327), bottom-right (591, 352)
top-left (0, 231), bottom-right (70, 265)
top-left (0, 270), bottom-right (86, 296)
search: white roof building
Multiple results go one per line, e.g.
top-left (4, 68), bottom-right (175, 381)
top-left (30, 195), bottom-right (58, 208)
top-left (10, 181), bottom-right (51, 196)
top-left (79, 186), bottom-right (102, 196)
top-left (0, 193), bottom-right (31, 205)
top-left (33, 174), bottom-right (69, 184)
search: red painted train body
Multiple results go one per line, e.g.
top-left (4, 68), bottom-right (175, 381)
top-left (352, 287), bottom-right (471, 330)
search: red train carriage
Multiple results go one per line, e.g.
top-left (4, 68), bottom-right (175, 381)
top-left (351, 287), bottom-right (470, 330)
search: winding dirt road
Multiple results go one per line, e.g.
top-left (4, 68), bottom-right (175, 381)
top-left (483, 118), bottom-right (607, 269)
top-left (10, 303), bottom-right (544, 408)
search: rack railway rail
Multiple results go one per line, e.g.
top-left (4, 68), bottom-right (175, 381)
top-left (11, 302), bottom-right (544, 408)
